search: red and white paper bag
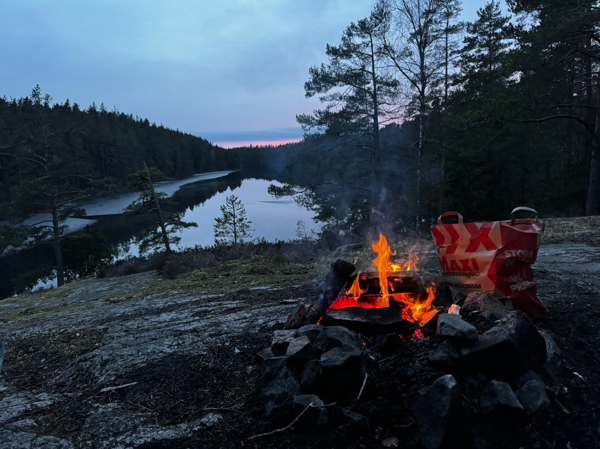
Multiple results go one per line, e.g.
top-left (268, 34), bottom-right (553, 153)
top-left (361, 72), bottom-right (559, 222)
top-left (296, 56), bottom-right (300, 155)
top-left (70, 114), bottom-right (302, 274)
top-left (430, 207), bottom-right (547, 319)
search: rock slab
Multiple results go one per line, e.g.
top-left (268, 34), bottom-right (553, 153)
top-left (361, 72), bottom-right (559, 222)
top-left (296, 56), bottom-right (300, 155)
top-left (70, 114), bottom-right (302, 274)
top-left (405, 374), bottom-right (471, 449)
top-left (480, 380), bottom-right (525, 421)
top-left (436, 313), bottom-right (479, 341)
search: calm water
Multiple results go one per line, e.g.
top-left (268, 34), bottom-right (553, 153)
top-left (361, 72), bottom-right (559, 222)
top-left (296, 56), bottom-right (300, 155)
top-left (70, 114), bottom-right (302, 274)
top-left (0, 172), bottom-right (320, 297)
top-left (92, 172), bottom-right (320, 253)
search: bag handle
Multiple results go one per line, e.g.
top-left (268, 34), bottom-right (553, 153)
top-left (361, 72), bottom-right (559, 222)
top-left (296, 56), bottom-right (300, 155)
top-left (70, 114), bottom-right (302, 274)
top-left (510, 206), bottom-right (538, 225)
top-left (438, 211), bottom-right (463, 225)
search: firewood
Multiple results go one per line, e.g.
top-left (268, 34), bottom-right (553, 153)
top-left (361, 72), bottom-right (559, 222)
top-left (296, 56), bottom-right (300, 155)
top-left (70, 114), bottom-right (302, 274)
top-left (284, 259), bottom-right (355, 329)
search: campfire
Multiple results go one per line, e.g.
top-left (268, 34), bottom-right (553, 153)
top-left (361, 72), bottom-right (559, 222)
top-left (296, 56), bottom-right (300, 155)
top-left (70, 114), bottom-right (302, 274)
top-left (326, 234), bottom-right (438, 331)
top-left (256, 233), bottom-right (561, 449)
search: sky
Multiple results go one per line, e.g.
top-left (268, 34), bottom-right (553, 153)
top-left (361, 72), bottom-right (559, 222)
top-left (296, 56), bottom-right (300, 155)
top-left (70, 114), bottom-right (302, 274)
top-left (0, 0), bottom-right (503, 147)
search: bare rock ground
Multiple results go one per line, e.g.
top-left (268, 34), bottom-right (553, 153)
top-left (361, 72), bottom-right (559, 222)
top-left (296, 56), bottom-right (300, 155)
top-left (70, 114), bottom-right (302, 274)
top-left (1, 226), bottom-right (600, 448)
top-left (0, 261), bottom-right (318, 448)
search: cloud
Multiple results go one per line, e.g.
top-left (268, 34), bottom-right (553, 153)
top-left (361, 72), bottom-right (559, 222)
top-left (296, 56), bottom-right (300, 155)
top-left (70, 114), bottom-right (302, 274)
top-left (0, 1), bottom-right (493, 134)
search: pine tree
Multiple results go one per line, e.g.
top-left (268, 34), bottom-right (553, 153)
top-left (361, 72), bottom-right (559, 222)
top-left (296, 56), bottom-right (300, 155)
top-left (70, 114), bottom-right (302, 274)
top-left (0, 85), bottom-right (95, 286)
top-left (213, 194), bottom-right (253, 245)
top-left (124, 163), bottom-right (197, 254)
top-left (297, 2), bottom-right (400, 218)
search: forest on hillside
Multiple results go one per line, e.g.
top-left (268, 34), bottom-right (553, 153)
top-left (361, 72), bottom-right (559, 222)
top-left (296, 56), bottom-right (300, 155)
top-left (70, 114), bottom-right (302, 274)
top-left (0, 87), bottom-right (240, 208)
top-left (243, 0), bottom-right (600, 237)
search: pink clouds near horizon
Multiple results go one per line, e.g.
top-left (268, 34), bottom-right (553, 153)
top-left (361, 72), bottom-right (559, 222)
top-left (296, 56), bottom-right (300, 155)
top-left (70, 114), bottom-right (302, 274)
top-left (217, 138), bottom-right (303, 149)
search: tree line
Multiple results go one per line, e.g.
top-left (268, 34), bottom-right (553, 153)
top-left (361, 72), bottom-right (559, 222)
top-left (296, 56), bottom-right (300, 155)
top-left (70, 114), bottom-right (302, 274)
top-left (0, 86), bottom-right (248, 287)
top-left (0, 86), bottom-right (240, 207)
top-left (265, 0), bottom-right (600, 235)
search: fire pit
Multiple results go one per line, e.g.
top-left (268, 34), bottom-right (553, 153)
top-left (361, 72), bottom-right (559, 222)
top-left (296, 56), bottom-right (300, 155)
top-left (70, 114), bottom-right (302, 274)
top-left (288, 234), bottom-right (444, 338)
top-left (255, 234), bottom-right (564, 449)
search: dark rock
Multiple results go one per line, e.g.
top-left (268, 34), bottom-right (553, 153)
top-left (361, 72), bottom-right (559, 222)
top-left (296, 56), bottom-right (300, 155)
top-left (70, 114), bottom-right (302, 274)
top-left (271, 329), bottom-right (298, 356)
top-left (513, 370), bottom-right (543, 390)
top-left (462, 292), bottom-right (509, 322)
top-left (323, 326), bottom-right (364, 351)
top-left (300, 360), bottom-right (321, 387)
top-left (480, 380), bottom-right (525, 422)
top-left (420, 272), bottom-right (453, 308)
top-left (260, 356), bottom-right (301, 416)
top-left (297, 324), bottom-right (324, 344)
top-left (461, 311), bottom-right (546, 379)
top-left (375, 333), bottom-right (402, 355)
top-left (540, 331), bottom-right (565, 385)
top-left (437, 313), bottom-right (479, 341)
top-left (312, 330), bottom-right (330, 353)
top-left (450, 288), bottom-right (467, 306)
top-left (405, 374), bottom-right (472, 449)
top-left (284, 303), bottom-right (307, 330)
top-left (461, 373), bottom-right (490, 401)
top-left (428, 340), bottom-right (460, 372)
top-left (255, 347), bottom-right (274, 363)
top-left (293, 394), bottom-right (328, 426)
top-left (285, 336), bottom-right (319, 361)
top-left (322, 307), bottom-right (416, 336)
top-left (319, 346), bottom-right (367, 403)
top-left (516, 380), bottom-right (550, 416)
top-left (332, 407), bottom-right (369, 435)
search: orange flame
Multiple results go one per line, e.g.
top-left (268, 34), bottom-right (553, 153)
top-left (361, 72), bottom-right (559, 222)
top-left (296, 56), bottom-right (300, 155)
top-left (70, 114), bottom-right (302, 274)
top-left (333, 234), bottom-right (436, 327)
top-left (372, 234), bottom-right (393, 306)
top-left (371, 234), bottom-right (436, 326)
top-left (394, 286), bottom-right (437, 327)
top-left (347, 272), bottom-right (363, 298)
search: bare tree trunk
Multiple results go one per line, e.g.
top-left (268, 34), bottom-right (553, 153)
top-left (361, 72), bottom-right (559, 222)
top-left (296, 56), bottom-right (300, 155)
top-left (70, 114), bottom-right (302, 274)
top-left (584, 27), bottom-right (598, 216)
top-left (416, 112), bottom-right (424, 230)
top-left (51, 201), bottom-right (65, 286)
top-left (586, 107), bottom-right (600, 216)
top-left (369, 33), bottom-right (384, 228)
top-left (144, 162), bottom-right (172, 253)
top-left (233, 203), bottom-right (238, 245)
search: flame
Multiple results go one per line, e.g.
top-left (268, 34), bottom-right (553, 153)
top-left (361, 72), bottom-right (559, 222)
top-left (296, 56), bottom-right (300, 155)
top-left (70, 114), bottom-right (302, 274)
top-left (331, 234), bottom-right (437, 328)
top-left (394, 286), bottom-right (437, 327)
top-left (372, 234), bottom-right (393, 305)
top-left (370, 234), bottom-right (436, 326)
top-left (372, 234), bottom-right (419, 274)
top-left (347, 272), bottom-right (363, 297)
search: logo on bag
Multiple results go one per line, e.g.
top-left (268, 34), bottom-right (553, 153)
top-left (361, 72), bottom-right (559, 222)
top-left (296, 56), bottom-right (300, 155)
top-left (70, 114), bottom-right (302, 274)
top-left (464, 222), bottom-right (498, 252)
top-left (439, 257), bottom-right (480, 277)
top-left (430, 225), bottom-right (460, 254)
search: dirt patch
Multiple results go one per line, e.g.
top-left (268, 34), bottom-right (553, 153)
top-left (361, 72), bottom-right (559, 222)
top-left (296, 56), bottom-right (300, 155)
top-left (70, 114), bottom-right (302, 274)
top-left (541, 215), bottom-right (600, 246)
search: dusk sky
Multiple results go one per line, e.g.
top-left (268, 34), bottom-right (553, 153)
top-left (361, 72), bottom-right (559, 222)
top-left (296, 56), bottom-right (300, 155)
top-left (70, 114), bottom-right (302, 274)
top-left (0, 1), bottom-right (501, 147)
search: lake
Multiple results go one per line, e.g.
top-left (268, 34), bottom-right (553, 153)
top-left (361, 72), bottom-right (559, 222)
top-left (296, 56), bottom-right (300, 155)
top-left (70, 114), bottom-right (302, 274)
top-left (0, 171), bottom-right (320, 298)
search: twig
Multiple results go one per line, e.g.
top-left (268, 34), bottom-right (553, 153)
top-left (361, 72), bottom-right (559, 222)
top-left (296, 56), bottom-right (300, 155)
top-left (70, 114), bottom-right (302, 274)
top-left (247, 402), bottom-right (314, 440)
top-left (99, 382), bottom-right (138, 393)
top-left (349, 372), bottom-right (368, 410)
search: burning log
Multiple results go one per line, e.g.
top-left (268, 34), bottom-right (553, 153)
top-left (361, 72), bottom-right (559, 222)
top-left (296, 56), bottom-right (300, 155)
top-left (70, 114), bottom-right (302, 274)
top-left (346, 270), bottom-right (426, 296)
top-left (322, 307), bottom-right (417, 336)
top-left (285, 259), bottom-right (355, 329)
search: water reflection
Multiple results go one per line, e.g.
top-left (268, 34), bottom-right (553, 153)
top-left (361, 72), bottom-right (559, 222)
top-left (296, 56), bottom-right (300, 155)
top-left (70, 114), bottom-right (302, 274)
top-left (0, 172), bottom-right (319, 299)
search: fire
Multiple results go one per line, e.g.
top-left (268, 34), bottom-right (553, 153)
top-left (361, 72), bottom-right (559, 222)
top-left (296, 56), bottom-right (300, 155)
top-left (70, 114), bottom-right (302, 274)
top-left (347, 272), bottom-right (363, 298)
top-left (372, 234), bottom-right (394, 305)
top-left (371, 234), bottom-right (419, 274)
top-left (335, 233), bottom-right (437, 327)
top-left (395, 286), bottom-right (437, 327)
